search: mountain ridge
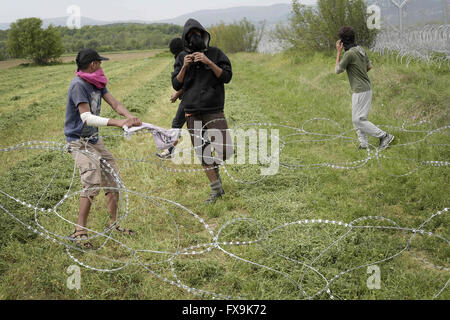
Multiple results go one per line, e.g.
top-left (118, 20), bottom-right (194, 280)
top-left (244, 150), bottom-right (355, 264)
top-left (0, 3), bottom-right (292, 30)
top-left (1, 1), bottom-right (447, 31)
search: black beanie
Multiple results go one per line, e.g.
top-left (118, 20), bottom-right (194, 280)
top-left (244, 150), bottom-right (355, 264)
top-left (169, 38), bottom-right (184, 57)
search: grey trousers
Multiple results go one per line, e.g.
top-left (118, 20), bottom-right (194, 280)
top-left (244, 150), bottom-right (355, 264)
top-left (352, 90), bottom-right (385, 146)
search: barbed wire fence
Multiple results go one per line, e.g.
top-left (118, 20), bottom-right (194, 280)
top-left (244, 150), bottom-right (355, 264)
top-left (370, 0), bottom-right (450, 67)
top-left (0, 118), bottom-right (449, 299)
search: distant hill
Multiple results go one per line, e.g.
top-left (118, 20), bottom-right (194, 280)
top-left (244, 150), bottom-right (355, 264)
top-left (0, 3), bottom-right (292, 30)
top-left (0, 16), bottom-right (113, 30)
top-left (2, 1), bottom-right (447, 31)
top-left (157, 3), bottom-right (292, 26)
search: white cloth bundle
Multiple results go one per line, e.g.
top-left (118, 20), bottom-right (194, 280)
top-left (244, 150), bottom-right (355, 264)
top-left (123, 123), bottom-right (181, 150)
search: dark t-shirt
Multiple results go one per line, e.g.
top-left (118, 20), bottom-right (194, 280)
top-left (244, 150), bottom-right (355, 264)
top-left (64, 77), bottom-right (109, 144)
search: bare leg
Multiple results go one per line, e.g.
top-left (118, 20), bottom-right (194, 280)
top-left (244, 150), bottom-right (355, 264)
top-left (77, 196), bottom-right (93, 232)
top-left (106, 192), bottom-right (119, 225)
top-left (204, 164), bottom-right (218, 183)
top-left (106, 192), bottom-right (135, 235)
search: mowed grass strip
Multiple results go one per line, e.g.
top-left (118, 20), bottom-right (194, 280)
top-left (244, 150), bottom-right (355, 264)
top-left (0, 52), bottom-right (171, 175)
top-left (0, 52), bottom-right (165, 129)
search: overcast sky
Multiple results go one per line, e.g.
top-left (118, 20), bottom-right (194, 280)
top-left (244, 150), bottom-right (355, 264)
top-left (0, 0), bottom-right (318, 23)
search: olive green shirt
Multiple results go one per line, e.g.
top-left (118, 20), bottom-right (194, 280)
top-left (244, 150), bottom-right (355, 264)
top-left (336, 46), bottom-right (372, 93)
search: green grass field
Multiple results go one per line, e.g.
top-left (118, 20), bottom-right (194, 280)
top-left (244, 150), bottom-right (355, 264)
top-left (0, 49), bottom-right (448, 300)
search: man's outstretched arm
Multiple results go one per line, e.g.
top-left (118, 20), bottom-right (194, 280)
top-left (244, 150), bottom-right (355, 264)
top-left (103, 92), bottom-right (138, 119)
top-left (78, 95), bottom-right (141, 129)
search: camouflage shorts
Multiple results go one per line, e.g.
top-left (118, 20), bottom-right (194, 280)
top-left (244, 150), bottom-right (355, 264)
top-left (68, 138), bottom-right (121, 198)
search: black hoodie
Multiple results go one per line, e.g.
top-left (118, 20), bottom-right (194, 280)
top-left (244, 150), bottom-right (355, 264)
top-left (172, 19), bottom-right (232, 114)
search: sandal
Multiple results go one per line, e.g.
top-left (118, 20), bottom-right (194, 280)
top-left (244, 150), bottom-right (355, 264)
top-left (109, 224), bottom-right (136, 236)
top-left (69, 229), bottom-right (94, 249)
top-left (156, 147), bottom-right (175, 160)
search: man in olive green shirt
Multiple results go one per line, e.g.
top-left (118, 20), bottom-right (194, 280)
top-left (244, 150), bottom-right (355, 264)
top-left (335, 26), bottom-right (394, 150)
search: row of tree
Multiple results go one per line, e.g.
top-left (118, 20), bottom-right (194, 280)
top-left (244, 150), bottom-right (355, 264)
top-left (208, 0), bottom-right (377, 55)
top-left (0, 19), bottom-right (183, 63)
top-left (0, 30), bottom-right (7, 60)
top-left (0, 0), bottom-right (377, 64)
top-left (57, 23), bottom-right (183, 53)
top-left (0, 17), bottom-right (264, 64)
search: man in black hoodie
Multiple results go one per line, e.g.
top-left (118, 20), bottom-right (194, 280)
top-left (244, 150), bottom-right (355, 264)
top-left (172, 19), bottom-right (234, 204)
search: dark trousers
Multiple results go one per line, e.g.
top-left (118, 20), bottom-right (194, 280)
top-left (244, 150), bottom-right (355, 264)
top-left (186, 112), bottom-right (234, 166)
top-left (172, 102), bottom-right (186, 129)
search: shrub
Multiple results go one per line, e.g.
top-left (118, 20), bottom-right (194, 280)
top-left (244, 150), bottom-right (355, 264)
top-left (209, 18), bottom-right (265, 54)
top-left (277, 0), bottom-right (378, 52)
top-left (7, 18), bottom-right (65, 65)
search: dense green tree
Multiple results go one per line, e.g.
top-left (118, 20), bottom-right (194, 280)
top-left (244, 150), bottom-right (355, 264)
top-left (277, 0), bottom-right (377, 51)
top-left (209, 18), bottom-right (265, 54)
top-left (0, 45), bottom-right (6, 61)
top-left (1, 22), bottom-right (183, 60)
top-left (74, 40), bottom-right (85, 52)
top-left (7, 18), bottom-right (64, 64)
top-left (0, 31), bottom-right (7, 60)
top-left (86, 39), bottom-right (100, 50)
top-left (56, 23), bottom-right (183, 53)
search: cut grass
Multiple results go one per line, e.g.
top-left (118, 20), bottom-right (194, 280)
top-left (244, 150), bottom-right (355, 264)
top-left (0, 50), bottom-right (448, 300)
